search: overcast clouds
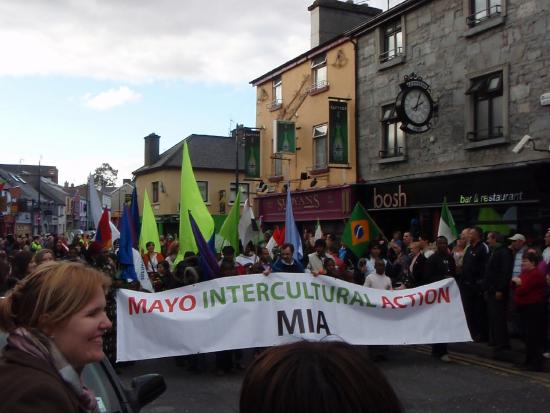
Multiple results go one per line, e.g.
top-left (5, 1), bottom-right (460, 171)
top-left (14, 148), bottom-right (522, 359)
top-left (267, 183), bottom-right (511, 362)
top-left (0, 0), bottom-right (391, 84)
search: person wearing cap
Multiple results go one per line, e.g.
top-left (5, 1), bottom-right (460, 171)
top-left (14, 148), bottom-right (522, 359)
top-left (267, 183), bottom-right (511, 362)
top-left (509, 233), bottom-right (527, 277)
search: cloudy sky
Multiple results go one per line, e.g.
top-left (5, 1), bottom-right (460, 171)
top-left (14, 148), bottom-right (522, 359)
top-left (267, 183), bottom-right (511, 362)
top-left (0, 0), bottom-right (398, 186)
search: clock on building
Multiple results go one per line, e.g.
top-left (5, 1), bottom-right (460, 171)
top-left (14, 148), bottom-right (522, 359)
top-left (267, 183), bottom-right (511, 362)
top-left (395, 73), bottom-right (434, 134)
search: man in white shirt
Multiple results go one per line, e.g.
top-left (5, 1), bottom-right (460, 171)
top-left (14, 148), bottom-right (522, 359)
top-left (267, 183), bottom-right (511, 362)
top-left (364, 259), bottom-right (392, 291)
top-left (307, 239), bottom-right (330, 275)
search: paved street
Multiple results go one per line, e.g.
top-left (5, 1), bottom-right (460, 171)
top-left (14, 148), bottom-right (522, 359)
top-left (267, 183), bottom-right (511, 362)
top-left (119, 346), bottom-right (550, 413)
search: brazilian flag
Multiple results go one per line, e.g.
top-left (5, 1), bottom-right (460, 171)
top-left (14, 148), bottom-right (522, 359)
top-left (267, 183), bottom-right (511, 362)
top-left (342, 202), bottom-right (385, 258)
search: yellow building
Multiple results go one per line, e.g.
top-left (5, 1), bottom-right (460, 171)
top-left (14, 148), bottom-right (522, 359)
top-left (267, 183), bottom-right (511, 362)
top-left (133, 133), bottom-right (246, 236)
top-left (249, 0), bottom-right (381, 235)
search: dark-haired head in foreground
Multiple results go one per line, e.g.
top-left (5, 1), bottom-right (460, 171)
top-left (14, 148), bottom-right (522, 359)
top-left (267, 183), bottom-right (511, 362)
top-left (240, 340), bottom-right (402, 413)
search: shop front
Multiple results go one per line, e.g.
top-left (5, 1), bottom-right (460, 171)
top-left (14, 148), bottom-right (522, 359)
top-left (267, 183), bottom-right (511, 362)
top-left (255, 184), bottom-right (356, 236)
top-left (356, 162), bottom-right (550, 242)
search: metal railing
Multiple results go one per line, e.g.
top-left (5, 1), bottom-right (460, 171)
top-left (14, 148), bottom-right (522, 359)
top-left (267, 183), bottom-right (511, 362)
top-left (266, 99), bottom-right (282, 110)
top-left (308, 80), bottom-right (329, 94)
top-left (379, 46), bottom-right (404, 63)
top-left (466, 5), bottom-right (501, 27)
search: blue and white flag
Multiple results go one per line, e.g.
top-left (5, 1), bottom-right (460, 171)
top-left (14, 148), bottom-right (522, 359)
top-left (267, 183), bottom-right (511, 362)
top-left (118, 205), bottom-right (153, 292)
top-left (284, 187), bottom-right (302, 261)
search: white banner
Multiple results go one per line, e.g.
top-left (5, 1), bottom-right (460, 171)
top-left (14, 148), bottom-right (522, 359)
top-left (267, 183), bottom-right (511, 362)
top-left (116, 273), bottom-right (471, 362)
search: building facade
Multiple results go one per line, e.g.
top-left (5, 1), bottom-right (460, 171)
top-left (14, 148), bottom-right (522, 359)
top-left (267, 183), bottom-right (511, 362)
top-left (352, 0), bottom-right (550, 240)
top-left (250, 0), bottom-right (381, 235)
top-left (133, 133), bottom-right (247, 236)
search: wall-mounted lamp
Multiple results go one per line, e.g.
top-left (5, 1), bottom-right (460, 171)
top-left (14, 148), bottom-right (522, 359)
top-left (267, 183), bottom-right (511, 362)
top-left (310, 177), bottom-right (318, 187)
top-left (300, 172), bottom-right (309, 180)
top-left (160, 182), bottom-right (166, 193)
top-left (283, 183), bottom-right (289, 193)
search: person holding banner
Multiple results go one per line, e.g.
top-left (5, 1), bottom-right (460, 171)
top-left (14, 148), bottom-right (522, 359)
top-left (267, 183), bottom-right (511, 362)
top-left (0, 261), bottom-right (111, 412)
top-left (272, 243), bottom-right (305, 273)
top-left (240, 341), bottom-right (403, 413)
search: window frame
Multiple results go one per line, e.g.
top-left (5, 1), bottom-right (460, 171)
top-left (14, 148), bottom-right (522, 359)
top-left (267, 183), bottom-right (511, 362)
top-left (380, 20), bottom-right (403, 63)
top-left (310, 55), bottom-right (328, 92)
top-left (380, 104), bottom-right (405, 159)
top-left (272, 76), bottom-right (282, 107)
top-left (464, 65), bottom-right (509, 149)
top-left (229, 182), bottom-right (249, 205)
top-left (196, 180), bottom-right (209, 203)
top-left (152, 181), bottom-right (159, 203)
top-left (467, 0), bottom-right (502, 26)
top-left (466, 71), bottom-right (504, 141)
top-left (312, 123), bottom-right (328, 171)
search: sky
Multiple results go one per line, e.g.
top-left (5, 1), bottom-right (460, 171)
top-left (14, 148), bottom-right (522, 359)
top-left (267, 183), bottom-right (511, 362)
top-left (0, 0), bottom-right (397, 186)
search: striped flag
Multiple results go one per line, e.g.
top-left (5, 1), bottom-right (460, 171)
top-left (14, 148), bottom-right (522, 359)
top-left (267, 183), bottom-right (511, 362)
top-left (438, 197), bottom-right (458, 243)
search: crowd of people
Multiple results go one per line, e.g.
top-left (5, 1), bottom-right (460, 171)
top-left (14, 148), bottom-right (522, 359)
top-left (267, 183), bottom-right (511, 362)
top-left (1, 225), bottom-right (549, 373)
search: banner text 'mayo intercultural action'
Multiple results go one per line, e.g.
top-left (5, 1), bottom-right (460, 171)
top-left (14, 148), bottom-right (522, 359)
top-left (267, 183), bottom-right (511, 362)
top-left (116, 273), bottom-right (471, 361)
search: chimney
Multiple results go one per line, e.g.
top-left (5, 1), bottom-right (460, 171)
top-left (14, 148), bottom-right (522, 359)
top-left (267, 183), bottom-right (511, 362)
top-left (144, 133), bottom-right (160, 166)
top-left (308, 0), bottom-right (382, 48)
top-left (122, 178), bottom-right (131, 185)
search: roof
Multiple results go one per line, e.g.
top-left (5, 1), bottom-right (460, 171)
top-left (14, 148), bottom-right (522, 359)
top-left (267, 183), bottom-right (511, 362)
top-left (39, 178), bottom-right (69, 205)
top-left (0, 167), bottom-right (43, 201)
top-left (133, 134), bottom-right (245, 176)
top-left (0, 164), bottom-right (59, 183)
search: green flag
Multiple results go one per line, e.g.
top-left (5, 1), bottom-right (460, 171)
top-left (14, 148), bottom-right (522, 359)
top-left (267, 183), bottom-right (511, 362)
top-left (342, 202), bottom-right (384, 258)
top-left (139, 190), bottom-right (161, 254)
top-left (437, 197), bottom-right (458, 243)
top-left (219, 190), bottom-right (241, 253)
top-left (177, 141), bottom-right (215, 261)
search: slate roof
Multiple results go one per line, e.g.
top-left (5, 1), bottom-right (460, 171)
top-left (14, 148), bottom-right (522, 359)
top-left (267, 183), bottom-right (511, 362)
top-left (133, 134), bottom-right (245, 176)
top-left (39, 178), bottom-right (69, 205)
top-left (0, 167), bottom-right (43, 201)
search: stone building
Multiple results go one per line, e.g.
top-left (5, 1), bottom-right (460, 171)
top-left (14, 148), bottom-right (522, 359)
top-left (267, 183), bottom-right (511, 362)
top-left (351, 0), bottom-right (550, 239)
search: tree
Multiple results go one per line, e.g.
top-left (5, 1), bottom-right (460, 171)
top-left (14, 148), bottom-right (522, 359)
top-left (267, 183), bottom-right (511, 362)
top-left (93, 163), bottom-right (118, 187)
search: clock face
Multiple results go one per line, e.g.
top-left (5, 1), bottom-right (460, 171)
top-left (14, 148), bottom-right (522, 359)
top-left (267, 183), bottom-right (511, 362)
top-left (402, 87), bottom-right (433, 126)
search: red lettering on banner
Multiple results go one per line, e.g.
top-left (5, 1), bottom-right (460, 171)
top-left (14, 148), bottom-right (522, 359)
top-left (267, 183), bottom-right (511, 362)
top-left (129, 297), bottom-right (147, 315)
top-left (392, 296), bottom-right (407, 308)
top-left (425, 289), bottom-right (437, 305)
top-left (438, 287), bottom-right (450, 303)
top-left (381, 296), bottom-right (396, 309)
top-left (165, 298), bottom-right (179, 312)
top-left (148, 300), bottom-right (164, 313)
top-left (178, 295), bottom-right (197, 311)
top-left (404, 293), bottom-right (416, 306)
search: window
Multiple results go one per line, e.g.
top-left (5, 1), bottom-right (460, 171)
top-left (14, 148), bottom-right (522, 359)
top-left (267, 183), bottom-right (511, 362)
top-left (380, 105), bottom-right (405, 158)
top-left (196, 181), bottom-right (208, 203)
top-left (313, 124), bottom-right (328, 170)
top-left (269, 76), bottom-right (282, 109)
top-left (152, 181), bottom-right (159, 203)
top-left (310, 55), bottom-right (328, 92)
top-left (467, 0), bottom-right (501, 26)
top-left (229, 183), bottom-right (249, 204)
top-left (381, 20), bottom-right (403, 62)
top-left (466, 71), bottom-right (503, 141)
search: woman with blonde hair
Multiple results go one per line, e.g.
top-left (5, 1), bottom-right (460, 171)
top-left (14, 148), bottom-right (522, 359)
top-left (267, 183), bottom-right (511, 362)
top-left (0, 261), bottom-right (112, 412)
